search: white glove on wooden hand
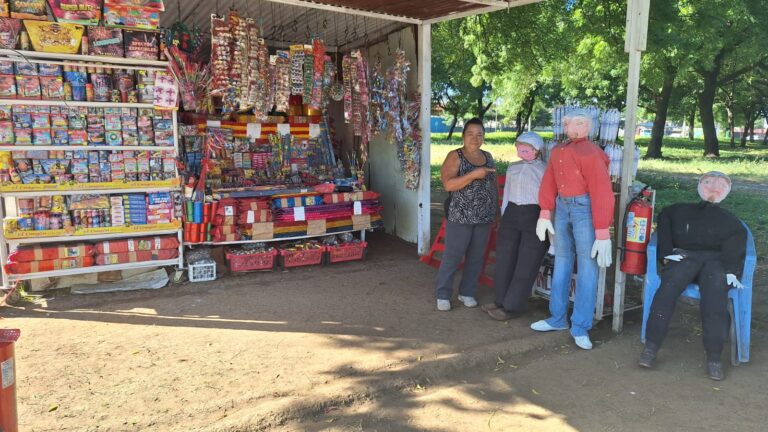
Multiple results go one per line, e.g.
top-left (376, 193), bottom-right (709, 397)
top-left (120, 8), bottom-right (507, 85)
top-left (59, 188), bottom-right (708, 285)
top-left (726, 274), bottom-right (744, 289)
top-left (664, 254), bottom-right (684, 262)
top-left (591, 239), bottom-right (612, 268)
top-left (536, 218), bottom-right (555, 242)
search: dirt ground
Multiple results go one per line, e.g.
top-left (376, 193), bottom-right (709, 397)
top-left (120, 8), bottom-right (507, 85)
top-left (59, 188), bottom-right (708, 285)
top-left (2, 230), bottom-right (767, 431)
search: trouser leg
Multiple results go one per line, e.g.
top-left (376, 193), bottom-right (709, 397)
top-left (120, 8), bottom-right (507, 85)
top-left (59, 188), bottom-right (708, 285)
top-left (547, 201), bottom-right (573, 329)
top-left (569, 203), bottom-right (598, 337)
top-left (502, 229), bottom-right (549, 313)
top-left (435, 221), bottom-right (473, 300)
top-left (494, 209), bottom-right (522, 308)
top-left (458, 223), bottom-right (492, 298)
top-left (645, 259), bottom-right (703, 348)
top-left (697, 260), bottom-right (730, 360)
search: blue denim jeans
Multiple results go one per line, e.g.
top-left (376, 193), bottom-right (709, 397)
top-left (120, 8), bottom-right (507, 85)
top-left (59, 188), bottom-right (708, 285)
top-left (545, 194), bottom-right (598, 337)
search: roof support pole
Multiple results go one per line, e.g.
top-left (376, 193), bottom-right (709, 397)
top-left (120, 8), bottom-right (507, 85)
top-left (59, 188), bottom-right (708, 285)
top-left (613, 0), bottom-right (650, 333)
top-left (417, 23), bottom-right (432, 255)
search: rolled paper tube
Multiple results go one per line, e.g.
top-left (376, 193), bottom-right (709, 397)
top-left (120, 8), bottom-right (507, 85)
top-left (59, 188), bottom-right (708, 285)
top-left (190, 224), bottom-right (200, 243)
top-left (203, 203), bottom-right (212, 223)
top-left (183, 224), bottom-right (191, 242)
top-left (193, 201), bottom-right (203, 224)
top-left (210, 201), bottom-right (219, 218)
top-left (185, 201), bottom-right (194, 220)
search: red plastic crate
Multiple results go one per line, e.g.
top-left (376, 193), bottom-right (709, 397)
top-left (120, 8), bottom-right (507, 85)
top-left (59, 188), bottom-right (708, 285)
top-left (226, 248), bottom-right (278, 272)
top-left (280, 247), bottom-right (324, 268)
top-left (327, 242), bottom-right (368, 264)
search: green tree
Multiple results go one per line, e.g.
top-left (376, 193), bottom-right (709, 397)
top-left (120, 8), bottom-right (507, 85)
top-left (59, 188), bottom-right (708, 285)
top-left (680, 0), bottom-right (768, 156)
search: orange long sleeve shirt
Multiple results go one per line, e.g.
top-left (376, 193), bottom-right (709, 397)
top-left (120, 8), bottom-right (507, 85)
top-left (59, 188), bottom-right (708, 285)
top-left (538, 138), bottom-right (614, 240)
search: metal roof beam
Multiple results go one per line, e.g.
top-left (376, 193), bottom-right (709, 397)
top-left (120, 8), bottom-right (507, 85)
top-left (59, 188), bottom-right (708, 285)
top-left (425, 0), bottom-right (546, 23)
top-left (260, 0), bottom-right (423, 24)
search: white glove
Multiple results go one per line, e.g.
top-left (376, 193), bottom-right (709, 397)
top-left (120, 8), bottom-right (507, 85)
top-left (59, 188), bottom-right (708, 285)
top-left (664, 254), bottom-right (684, 262)
top-left (536, 218), bottom-right (554, 242)
top-left (591, 239), bottom-right (613, 268)
top-left (726, 274), bottom-right (744, 289)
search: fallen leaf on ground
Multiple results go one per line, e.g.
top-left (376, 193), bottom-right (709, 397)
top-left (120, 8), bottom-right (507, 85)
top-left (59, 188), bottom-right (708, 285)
top-left (532, 389), bottom-right (540, 395)
top-left (48, 404), bottom-right (58, 412)
top-left (713, 387), bottom-right (720, 391)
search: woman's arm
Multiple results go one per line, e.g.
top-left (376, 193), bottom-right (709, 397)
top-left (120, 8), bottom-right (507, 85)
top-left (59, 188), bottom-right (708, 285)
top-left (440, 151), bottom-right (493, 192)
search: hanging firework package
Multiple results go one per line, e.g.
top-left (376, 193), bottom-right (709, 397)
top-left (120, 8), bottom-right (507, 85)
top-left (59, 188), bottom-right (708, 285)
top-left (342, 54), bottom-right (353, 122)
top-left (385, 49), bottom-right (410, 144)
top-left (228, 10), bottom-right (247, 113)
top-left (310, 38), bottom-right (326, 110)
top-left (369, 57), bottom-right (386, 134)
top-left (303, 45), bottom-right (314, 104)
top-left (354, 50), bottom-right (370, 147)
top-left (210, 14), bottom-right (232, 104)
top-left (290, 44), bottom-right (305, 96)
top-left (274, 50), bottom-right (291, 112)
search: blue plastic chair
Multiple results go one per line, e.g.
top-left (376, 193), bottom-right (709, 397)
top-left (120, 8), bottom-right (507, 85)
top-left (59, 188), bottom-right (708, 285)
top-left (641, 222), bottom-right (756, 365)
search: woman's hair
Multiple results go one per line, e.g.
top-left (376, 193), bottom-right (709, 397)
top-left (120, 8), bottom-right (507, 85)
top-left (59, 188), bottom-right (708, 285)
top-left (462, 117), bottom-right (485, 137)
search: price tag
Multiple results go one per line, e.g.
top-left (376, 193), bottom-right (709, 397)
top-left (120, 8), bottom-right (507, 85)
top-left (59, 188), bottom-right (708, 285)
top-left (206, 120), bottom-right (221, 127)
top-left (277, 123), bottom-right (291, 136)
top-left (246, 123), bottom-right (261, 139)
top-left (246, 210), bottom-right (255, 224)
top-left (127, 240), bottom-right (135, 252)
top-left (353, 201), bottom-right (362, 215)
top-left (309, 123), bottom-right (321, 138)
top-left (294, 206), bottom-right (306, 221)
top-left (224, 206), bottom-right (234, 216)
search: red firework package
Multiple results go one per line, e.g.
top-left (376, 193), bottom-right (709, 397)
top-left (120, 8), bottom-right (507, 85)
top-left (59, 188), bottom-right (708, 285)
top-left (8, 243), bottom-right (94, 262)
top-left (94, 235), bottom-right (179, 254)
top-left (95, 248), bottom-right (178, 265)
top-left (47, 0), bottom-right (102, 25)
top-left (5, 256), bottom-right (95, 274)
top-left (10, 0), bottom-right (47, 20)
top-left (0, 17), bottom-right (22, 48)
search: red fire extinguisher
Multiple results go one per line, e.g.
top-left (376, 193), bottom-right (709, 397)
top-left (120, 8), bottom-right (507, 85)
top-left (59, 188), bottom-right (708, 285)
top-left (620, 188), bottom-right (654, 275)
top-left (0, 328), bottom-right (20, 432)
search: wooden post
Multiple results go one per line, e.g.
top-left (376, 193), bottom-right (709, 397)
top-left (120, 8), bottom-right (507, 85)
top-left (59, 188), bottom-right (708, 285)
top-left (613, 0), bottom-right (649, 332)
top-left (417, 23), bottom-right (432, 255)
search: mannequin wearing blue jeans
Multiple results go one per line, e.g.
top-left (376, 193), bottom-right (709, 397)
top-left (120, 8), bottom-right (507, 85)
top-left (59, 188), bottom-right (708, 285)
top-left (545, 195), bottom-right (598, 336)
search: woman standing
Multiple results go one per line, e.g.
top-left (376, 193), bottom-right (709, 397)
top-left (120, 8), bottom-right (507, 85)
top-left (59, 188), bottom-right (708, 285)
top-left (435, 118), bottom-right (497, 311)
top-left (483, 132), bottom-right (549, 320)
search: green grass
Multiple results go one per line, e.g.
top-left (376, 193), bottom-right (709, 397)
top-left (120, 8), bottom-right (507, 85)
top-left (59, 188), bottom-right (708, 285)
top-left (431, 132), bottom-right (768, 258)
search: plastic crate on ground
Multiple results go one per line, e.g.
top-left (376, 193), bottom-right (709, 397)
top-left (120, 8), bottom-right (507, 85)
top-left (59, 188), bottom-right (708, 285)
top-left (226, 248), bottom-right (278, 272)
top-left (280, 247), bottom-right (324, 269)
top-left (188, 261), bottom-right (216, 282)
top-left (326, 242), bottom-right (367, 264)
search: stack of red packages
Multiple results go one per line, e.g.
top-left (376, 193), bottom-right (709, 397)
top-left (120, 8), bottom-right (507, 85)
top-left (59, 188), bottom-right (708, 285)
top-left (5, 243), bottom-right (95, 275)
top-left (211, 198), bottom-right (240, 243)
top-left (237, 198), bottom-right (274, 240)
top-left (94, 236), bottom-right (180, 265)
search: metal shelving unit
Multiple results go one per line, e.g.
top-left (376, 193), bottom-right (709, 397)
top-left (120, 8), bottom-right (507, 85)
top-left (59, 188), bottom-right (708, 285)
top-left (0, 51), bottom-right (183, 288)
top-left (185, 228), bottom-right (367, 247)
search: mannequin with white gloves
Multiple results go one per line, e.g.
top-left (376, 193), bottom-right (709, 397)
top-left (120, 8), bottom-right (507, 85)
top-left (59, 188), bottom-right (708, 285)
top-left (530, 109), bottom-right (615, 350)
top-left (639, 171), bottom-right (747, 381)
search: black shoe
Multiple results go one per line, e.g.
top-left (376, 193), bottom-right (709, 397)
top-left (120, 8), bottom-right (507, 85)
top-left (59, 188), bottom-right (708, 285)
top-left (638, 346), bottom-right (658, 368)
top-left (706, 361), bottom-right (725, 381)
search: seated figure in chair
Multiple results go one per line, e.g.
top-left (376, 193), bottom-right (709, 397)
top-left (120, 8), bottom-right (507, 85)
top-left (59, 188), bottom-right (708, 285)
top-left (639, 171), bottom-right (747, 381)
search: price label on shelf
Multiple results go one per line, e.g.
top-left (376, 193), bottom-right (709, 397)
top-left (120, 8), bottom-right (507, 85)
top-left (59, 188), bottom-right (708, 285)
top-left (246, 123), bottom-right (261, 139)
top-left (224, 206), bottom-right (234, 216)
top-left (294, 206), bottom-right (306, 221)
top-left (353, 201), bottom-right (362, 215)
top-left (246, 210), bottom-right (255, 224)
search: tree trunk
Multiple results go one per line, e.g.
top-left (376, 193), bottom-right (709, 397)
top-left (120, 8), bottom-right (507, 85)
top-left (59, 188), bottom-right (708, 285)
top-left (515, 111), bottom-right (524, 135)
top-left (646, 68), bottom-right (676, 158)
top-left (726, 105), bottom-right (735, 148)
top-left (687, 108), bottom-right (696, 140)
top-left (447, 114), bottom-right (458, 140)
top-left (699, 72), bottom-right (721, 156)
top-left (747, 113), bottom-right (756, 143)
top-left (698, 49), bottom-right (727, 156)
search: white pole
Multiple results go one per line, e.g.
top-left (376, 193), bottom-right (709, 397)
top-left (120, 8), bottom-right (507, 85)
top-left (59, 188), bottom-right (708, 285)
top-left (613, 0), bottom-right (649, 333)
top-left (417, 23), bottom-right (432, 255)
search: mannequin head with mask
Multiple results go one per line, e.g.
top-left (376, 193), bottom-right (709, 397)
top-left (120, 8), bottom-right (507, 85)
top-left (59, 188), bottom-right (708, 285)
top-left (563, 109), bottom-right (592, 141)
top-left (515, 131), bottom-right (544, 161)
top-left (698, 171), bottom-right (732, 204)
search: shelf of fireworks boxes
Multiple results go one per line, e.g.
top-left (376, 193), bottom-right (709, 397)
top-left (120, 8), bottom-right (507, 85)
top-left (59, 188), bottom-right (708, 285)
top-left (322, 232), bottom-right (368, 265)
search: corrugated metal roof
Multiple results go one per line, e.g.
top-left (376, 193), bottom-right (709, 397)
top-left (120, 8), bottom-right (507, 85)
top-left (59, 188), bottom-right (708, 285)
top-left (162, 0), bottom-right (416, 50)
